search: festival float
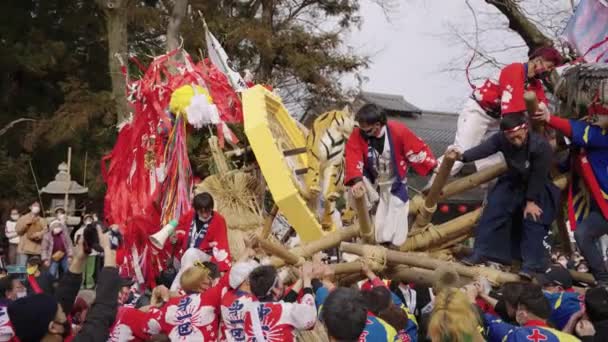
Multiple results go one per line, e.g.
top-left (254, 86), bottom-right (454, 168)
top-left (101, 24), bottom-right (607, 309)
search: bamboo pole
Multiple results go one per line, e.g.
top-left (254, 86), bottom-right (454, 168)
top-left (407, 161), bottom-right (506, 214)
top-left (438, 162), bottom-right (508, 200)
top-left (209, 136), bottom-right (230, 173)
top-left (342, 242), bottom-right (520, 285)
top-left (353, 195), bottom-right (374, 243)
top-left (331, 261), bottom-right (363, 275)
top-left (255, 235), bottom-right (303, 265)
top-left (414, 151), bottom-right (457, 230)
top-left (525, 91), bottom-right (544, 134)
top-left (402, 208), bottom-right (482, 252)
top-left (389, 265), bottom-right (473, 288)
top-left (408, 195), bottom-right (424, 215)
top-left (271, 225), bottom-right (360, 268)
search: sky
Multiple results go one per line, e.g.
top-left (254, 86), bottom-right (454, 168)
top-left (345, 0), bottom-right (545, 113)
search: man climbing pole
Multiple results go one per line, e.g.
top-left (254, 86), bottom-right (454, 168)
top-left (344, 104), bottom-right (436, 248)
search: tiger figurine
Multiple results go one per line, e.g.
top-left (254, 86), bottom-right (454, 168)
top-left (304, 108), bottom-right (356, 229)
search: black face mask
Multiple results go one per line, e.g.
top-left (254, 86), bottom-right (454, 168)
top-left (359, 128), bottom-right (374, 140)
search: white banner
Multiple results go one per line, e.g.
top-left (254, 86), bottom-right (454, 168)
top-left (205, 24), bottom-right (248, 92)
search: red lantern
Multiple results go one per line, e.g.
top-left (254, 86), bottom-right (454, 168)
top-left (439, 204), bottom-right (450, 213)
top-left (457, 205), bottom-right (467, 213)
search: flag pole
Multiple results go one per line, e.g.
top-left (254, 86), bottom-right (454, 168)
top-left (64, 147), bottom-right (72, 214)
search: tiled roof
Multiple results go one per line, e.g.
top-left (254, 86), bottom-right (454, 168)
top-left (390, 112), bottom-right (486, 202)
top-left (360, 91), bottom-right (422, 114)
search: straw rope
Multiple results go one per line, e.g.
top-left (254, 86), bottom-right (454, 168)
top-left (360, 244), bottom-right (387, 272)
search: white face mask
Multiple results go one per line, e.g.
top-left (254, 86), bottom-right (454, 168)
top-left (84, 220), bottom-right (93, 225)
top-left (57, 214), bottom-right (66, 222)
top-left (10, 214), bottom-right (19, 221)
top-left (53, 227), bottom-right (63, 235)
top-left (16, 291), bottom-right (26, 299)
top-left (31, 206), bottom-right (40, 215)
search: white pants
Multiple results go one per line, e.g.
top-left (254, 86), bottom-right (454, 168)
top-left (374, 187), bottom-right (409, 246)
top-left (439, 99), bottom-right (505, 175)
top-left (348, 178), bottom-right (410, 246)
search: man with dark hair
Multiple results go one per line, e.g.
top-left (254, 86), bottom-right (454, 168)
top-left (243, 263), bottom-right (316, 341)
top-left (455, 112), bottom-right (560, 279)
top-left (484, 283), bottom-right (581, 341)
top-left (491, 282), bottom-right (527, 324)
top-left (345, 103), bottom-right (436, 247)
top-left (0, 275), bottom-right (25, 306)
top-left (538, 265), bottom-right (582, 330)
top-left (322, 287), bottom-right (368, 342)
top-left (173, 192), bottom-right (232, 272)
top-left (434, 46), bottom-right (563, 179)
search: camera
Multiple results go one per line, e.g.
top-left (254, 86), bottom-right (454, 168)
top-left (83, 222), bottom-right (123, 253)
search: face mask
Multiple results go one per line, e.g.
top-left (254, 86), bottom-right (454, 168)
top-left (10, 215), bottom-right (19, 221)
top-left (16, 291), bottom-right (26, 299)
top-left (53, 227), bottom-right (63, 235)
top-left (359, 128), bottom-right (374, 139)
top-left (31, 206), bottom-right (40, 215)
top-left (57, 214), bottom-right (66, 221)
top-left (84, 220), bottom-right (93, 225)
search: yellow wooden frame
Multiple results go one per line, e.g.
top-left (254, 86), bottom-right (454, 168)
top-left (243, 85), bottom-right (325, 242)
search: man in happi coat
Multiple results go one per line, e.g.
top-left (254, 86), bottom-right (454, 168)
top-left (174, 192), bottom-right (232, 272)
top-left (344, 104), bottom-right (436, 247)
top-left (431, 47), bottom-right (562, 179)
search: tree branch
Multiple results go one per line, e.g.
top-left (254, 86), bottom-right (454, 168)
top-left (0, 118), bottom-right (35, 137)
top-left (485, 0), bottom-right (552, 52)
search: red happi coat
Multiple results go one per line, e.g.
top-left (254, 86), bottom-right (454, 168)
top-left (242, 293), bottom-right (317, 342)
top-left (344, 120), bottom-right (437, 187)
top-left (220, 289), bottom-right (255, 342)
top-left (473, 62), bottom-right (548, 116)
top-left (175, 210), bottom-right (232, 272)
top-left (0, 306), bottom-right (14, 342)
top-left (159, 274), bottom-right (230, 341)
top-left (107, 307), bottom-right (163, 342)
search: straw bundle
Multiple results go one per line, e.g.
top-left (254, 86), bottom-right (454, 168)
top-left (196, 171), bottom-right (264, 231)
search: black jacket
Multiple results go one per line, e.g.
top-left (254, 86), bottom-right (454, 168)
top-left (72, 267), bottom-right (120, 342)
top-left (462, 131), bottom-right (553, 204)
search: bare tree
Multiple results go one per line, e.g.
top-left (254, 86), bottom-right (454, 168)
top-left (166, 0), bottom-right (189, 62)
top-left (485, 0), bottom-right (552, 52)
top-left (442, 0), bottom-right (572, 82)
top-left (96, 0), bottom-right (130, 124)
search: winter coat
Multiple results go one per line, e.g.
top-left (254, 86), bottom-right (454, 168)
top-left (15, 213), bottom-right (47, 255)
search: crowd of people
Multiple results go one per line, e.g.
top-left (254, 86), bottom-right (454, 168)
top-left (0, 45), bottom-right (606, 341)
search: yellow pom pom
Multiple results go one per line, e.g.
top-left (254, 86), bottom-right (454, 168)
top-left (169, 85), bottom-right (213, 116)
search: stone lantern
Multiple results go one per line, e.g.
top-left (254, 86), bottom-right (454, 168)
top-left (40, 162), bottom-right (88, 226)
